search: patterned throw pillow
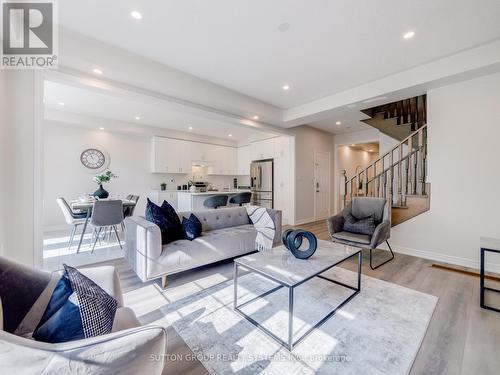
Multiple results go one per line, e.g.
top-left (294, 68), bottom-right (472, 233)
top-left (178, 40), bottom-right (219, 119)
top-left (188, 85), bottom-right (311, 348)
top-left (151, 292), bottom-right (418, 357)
top-left (33, 264), bottom-right (117, 343)
top-left (343, 212), bottom-right (376, 236)
top-left (182, 214), bottom-right (202, 241)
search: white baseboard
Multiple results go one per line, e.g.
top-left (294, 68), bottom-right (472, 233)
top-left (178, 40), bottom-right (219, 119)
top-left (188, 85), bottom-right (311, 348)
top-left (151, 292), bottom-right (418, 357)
top-left (382, 243), bottom-right (500, 274)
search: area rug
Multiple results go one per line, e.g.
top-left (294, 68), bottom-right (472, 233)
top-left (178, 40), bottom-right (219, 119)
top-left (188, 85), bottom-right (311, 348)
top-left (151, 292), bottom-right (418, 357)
top-left (160, 268), bottom-right (437, 374)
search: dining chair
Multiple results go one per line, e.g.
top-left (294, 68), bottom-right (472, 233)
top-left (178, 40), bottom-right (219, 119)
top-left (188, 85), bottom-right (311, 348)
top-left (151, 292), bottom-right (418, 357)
top-left (56, 198), bottom-right (88, 250)
top-left (121, 195), bottom-right (140, 231)
top-left (90, 200), bottom-right (124, 253)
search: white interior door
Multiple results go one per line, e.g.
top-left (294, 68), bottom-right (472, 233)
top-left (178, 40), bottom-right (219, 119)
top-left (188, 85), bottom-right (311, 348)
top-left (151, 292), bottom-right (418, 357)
top-left (314, 151), bottom-right (331, 220)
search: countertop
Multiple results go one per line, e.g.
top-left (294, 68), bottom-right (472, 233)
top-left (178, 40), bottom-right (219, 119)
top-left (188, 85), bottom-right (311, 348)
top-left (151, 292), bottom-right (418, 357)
top-left (177, 190), bottom-right (251, 196)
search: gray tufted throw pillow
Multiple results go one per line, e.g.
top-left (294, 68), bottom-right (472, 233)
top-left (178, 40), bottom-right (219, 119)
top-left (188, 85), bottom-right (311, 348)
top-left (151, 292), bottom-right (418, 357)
top-left (343, 212), bottom-right (376, 236)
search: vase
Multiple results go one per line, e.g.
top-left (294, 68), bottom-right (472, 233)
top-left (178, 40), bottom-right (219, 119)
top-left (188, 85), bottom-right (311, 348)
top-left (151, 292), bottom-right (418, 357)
top-left (189, 185), bottom-right (197, 193)
top-left (93, 184), bottom-right (109, 199)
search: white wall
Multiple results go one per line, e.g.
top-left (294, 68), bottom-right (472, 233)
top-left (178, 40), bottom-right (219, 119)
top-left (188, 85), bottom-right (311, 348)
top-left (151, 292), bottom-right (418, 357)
top-left (389, 72), bottom-right (500, 271)
top-left (0, 71), bottom-right (38, 266)
top-left (288, 125), bottom-right (335, 224)
top-left (0, 71), bottom-right (6, 259)
top-left (333, 129), bottom-right (380, 213)
top-left (43, 122), bottom-right (235, 230)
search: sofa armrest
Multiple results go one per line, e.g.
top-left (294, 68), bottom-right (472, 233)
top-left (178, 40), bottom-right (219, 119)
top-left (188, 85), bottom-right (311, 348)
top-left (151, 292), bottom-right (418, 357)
top-left (326, 214), bottom-right (344, 237)
top-left (370, 220), bottom-right (391, 249)
top-left (124, 216), bottom-right (163, 282)
top-left (266, 209), bottom-right (282, 245)
top-left (0, 326), bottom-right (166, 374)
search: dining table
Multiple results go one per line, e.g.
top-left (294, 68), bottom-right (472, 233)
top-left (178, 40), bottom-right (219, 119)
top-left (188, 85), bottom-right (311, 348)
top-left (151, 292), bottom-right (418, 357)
top-left (71, 198), bottom-right (137, 253)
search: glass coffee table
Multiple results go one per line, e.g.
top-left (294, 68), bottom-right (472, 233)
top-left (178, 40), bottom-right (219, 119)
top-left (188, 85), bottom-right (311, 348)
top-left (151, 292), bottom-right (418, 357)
top-left (234, 240), bottom-right (362, 351)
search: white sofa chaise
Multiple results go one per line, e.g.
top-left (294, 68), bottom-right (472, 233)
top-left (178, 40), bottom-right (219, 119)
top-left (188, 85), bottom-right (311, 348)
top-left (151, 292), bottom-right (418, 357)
top-left (124, 206), bottom-right (282, 287)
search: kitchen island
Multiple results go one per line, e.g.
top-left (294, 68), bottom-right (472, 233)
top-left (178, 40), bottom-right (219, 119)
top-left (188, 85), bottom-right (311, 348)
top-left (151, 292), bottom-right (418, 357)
top-left (177, 190), bottom-right (251, 211)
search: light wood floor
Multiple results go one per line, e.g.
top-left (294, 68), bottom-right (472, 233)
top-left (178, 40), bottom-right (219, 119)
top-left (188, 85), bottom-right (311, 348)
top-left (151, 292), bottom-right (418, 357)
top-left (102, 220), bottom-right (500, 375)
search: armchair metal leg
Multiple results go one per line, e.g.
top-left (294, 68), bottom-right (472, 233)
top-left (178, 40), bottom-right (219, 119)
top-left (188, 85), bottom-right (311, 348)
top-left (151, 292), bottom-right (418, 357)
top-left (369, 241), bottom-right (395, 270)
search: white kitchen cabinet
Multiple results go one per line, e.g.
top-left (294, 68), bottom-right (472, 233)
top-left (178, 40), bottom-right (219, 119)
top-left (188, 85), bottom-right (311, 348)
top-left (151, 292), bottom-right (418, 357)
top-left (190, 141), bottom-right (212, 162)
top-left (237, 145), bottom-right (251, 175)
top-left (149, 191), bottom-right (178, 211)
top-left (151, 137), bottom-right (192, 173)
top-left (207, 145), bottom-right (237, 175)
top-left (250, 138), bottom-right (275, 161)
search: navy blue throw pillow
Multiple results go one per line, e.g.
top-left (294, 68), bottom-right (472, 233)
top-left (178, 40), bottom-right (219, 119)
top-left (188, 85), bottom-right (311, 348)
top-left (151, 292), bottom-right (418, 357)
top-left (182, 214), bottom-right (202, 241)
top-left (145, 198), bottom-right (170, 245)
top-left (32, 272), bottom-right (83, 343)
top-left (33, 264), bottom-right (117, 343)
top-left (161, 200), bottom-right (184, 242)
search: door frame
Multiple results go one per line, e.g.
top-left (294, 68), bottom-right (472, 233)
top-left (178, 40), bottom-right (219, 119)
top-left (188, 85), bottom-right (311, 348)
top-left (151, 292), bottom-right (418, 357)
top-left (313, 151), bottom-right (331, 221)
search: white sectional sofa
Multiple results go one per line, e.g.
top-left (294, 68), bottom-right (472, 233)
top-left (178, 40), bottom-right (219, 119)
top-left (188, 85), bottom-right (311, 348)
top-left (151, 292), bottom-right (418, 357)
top-left (124, 206), bottom-right (282, 287)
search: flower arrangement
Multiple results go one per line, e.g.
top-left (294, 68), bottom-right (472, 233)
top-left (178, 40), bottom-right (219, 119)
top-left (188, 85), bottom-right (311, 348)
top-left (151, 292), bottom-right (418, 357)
top-left (93, 170), bottom-right (117, 185)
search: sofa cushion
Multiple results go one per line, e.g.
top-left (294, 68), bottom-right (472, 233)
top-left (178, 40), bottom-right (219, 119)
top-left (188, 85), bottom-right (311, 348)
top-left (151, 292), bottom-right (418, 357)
top-left (154, 224), bottom-right (257, 276)
top-left (182, 214), bottom-right (202, 241)
top-left (33, 265), bottom-right (118, 343)
top-left (343, 212), bottom-right (376, 236)
top-left (180, 207), bottom-right (251, 232)
top-left (332, 231), bottom-right (371, 245)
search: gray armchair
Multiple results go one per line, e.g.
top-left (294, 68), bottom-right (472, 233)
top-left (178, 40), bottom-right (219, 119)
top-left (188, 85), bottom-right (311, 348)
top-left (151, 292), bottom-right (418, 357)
top-left (327, 197), bottom-right (394, 269)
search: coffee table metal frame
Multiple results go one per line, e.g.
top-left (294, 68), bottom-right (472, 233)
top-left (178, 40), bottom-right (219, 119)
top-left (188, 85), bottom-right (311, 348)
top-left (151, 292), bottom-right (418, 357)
top-left (233, 249), bottom-right (362, 351)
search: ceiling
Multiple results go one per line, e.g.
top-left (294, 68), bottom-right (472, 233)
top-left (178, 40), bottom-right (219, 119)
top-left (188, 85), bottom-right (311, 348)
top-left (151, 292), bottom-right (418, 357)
top-left (43, 81), bottom-right (278, 143)
top-left (59, 0), bottom-right (500, 109)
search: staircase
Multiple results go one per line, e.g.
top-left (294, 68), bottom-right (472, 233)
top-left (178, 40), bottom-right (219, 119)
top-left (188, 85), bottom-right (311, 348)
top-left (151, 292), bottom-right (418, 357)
top-left (361, 95), bottom-right (427, 141)
top-left (342, 123), bottom-right (430, 227)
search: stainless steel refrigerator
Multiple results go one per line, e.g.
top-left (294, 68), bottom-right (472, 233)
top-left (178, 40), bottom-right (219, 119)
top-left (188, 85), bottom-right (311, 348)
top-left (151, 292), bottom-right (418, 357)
top-left (250, 159), bottom-right (273, 209)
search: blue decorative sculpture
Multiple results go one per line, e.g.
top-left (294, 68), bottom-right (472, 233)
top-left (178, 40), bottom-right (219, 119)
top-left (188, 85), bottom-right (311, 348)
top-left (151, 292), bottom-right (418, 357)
top-left (281, 229), bottom-right (318, 259)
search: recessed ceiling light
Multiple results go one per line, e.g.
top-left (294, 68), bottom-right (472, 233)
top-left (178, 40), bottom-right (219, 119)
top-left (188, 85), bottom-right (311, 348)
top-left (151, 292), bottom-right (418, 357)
top-left (368, 149), bottom-right (374, 152)
top-left (350, 144), bottom-right (355, 147)
top-left (135, 116), bottom-right (141, 120)
top-left (99, 127), bottom-right (105, 130)
top-left (188, 126), bottom-right (193, 130)
top-left (403, 31), bottom-right (415, 39)
top-left (278, 22), bottom-right (291, 32)
top-left (130, 10), bottom-right (142, 20)
top-left (253, 115), bottom-right (259, 120)
top-left (282, 84), bottom-right (290, 91)
top-left (93, 68), bottom-right (103, 75)
top-left (58, 102), bottom-right (65, 106)
top-left (228, 134), bottom-right (233, 137)
top-left (336, 121), bottom-right (341, 125)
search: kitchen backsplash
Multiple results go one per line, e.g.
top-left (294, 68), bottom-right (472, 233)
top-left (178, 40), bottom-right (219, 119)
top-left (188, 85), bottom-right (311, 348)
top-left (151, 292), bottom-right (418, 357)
top-left (149, 165), bottom-right (247, 190)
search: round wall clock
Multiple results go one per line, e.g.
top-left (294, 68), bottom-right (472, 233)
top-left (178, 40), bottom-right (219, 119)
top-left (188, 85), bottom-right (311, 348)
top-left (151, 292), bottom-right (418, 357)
top-left (80, 148), bottom-right (108, 171)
